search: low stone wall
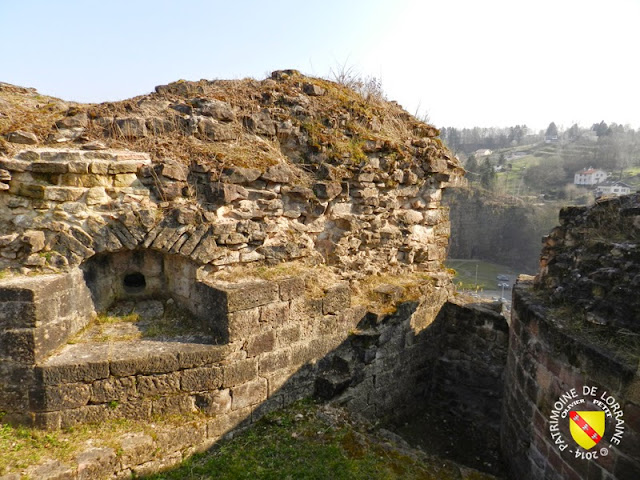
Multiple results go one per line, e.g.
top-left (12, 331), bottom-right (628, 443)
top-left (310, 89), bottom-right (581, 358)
top-left (0, 270), bottom-right (95, 422)
top-left (502, 279), bottom-right (640, 480)
top-left (0, 267), bottom-right (364, 427)
top-left (1, 291), bottom-right (515, 479)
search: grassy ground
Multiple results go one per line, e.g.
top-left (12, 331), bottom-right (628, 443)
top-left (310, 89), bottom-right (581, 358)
top-left (0, 414), bottom-right (181, 475)
top-left (445, 259), bottom-right (522, 293)
top-left (145, 400), bottom-right (498, 480)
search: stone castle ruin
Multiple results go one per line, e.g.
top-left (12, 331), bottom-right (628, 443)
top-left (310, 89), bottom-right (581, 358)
top-left (0, 72), bottom-right (638, 479)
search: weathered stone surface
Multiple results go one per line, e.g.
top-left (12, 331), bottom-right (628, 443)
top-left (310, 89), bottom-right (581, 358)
top-left (231, 377), bottom-right (267, 410)
top-left (38, 360), bottom-right (110, 385)
top-left (91, 376), bottom-right (137, 403)
top-left (226, 307), bottom-right (261, 341)
top-left (258, 349), bottom-right (291, 374)
top-left (303, 83), bottom-right (326, 96)
top-left (76, 447), bottom-right (117, 480)
top-left (208, 280), bottom-right (280, 313)
top-left (31, 382), bottom-right (91, 411)
top-left (222, 359), bottom-right (258, 388)
top-left (7, 130), bottom-right (37, 144)
top-left (156, 162), bottom-right (187, 181)
top-left (119, 432), bottom-right (155, 466)
top-left (261, 163), bottom-right (293, 183)
top-left (180, 367), bottom-right (222, 392)
top-left (43, 186), bottom-right (85, 202)
top-left (115, 117), bottom-right (147, 138)
top-left (195, 388), bottom-right (232, 415)
top-left (245, 330), bottom-right (276, 357)
top-left (197, 117), bottom-right (236, 141)
top-left (243, 111), bottom-right (276, 136)
top-left (313, 181), bottom-right (342, 200)
top-left (24, 460), bottom-right (74, 480)
top-left (195, 99), bottom-right (235, 122)
top-left (260, 301), bottom-right (290, 325)
top-left (152, 394), bottom-right (195, 416)
top-left (220, 166), bottom-right (261, 184)
top-left (204, 183), bottom-right (248, 203)
top-left (323, 284), bottom-right (351, 314)
top-left (56, 112), bottom-right (89, 129)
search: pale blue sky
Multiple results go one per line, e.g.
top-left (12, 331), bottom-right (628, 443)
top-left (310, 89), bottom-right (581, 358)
top-left (2, 0), bottom-right (639, 130)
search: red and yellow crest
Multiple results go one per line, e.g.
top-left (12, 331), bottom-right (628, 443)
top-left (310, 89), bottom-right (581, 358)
top-left (569, 411), bottom-right (605, 450)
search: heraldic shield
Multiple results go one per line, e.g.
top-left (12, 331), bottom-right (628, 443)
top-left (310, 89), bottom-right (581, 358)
top-left (569, 411), bottom-right (605, 450)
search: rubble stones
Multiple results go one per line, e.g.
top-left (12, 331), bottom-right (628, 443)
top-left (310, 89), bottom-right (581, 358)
top-left (6, 130), bottom-right (38, 145)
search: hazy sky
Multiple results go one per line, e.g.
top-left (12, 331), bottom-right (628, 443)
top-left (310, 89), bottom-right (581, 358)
top-left (2, 0), bottom-right (639, 130)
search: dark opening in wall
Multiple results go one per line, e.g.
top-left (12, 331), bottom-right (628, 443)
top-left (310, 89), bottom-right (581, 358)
top-left (123, 272), bottom-right (146, 294)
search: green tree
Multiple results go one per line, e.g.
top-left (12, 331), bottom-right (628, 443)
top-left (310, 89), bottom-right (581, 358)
top-left (523, 157), bottom-right (567, 191)
top-left (480, 160), bottom-right (497, 190)
top-left (545, 122), bottom-right (558, 138)
top-left (592, 121), bottom-right (611, 137)
top-left (465, 154), bottom-right (478, 173)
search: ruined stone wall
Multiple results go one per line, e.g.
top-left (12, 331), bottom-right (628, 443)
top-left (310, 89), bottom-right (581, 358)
top-left (0, 146), bottom-right (455, 278)
top-left (501, 194), bottom-right (640, 480)
top-left (317, 298), bottom-right (509, 430)
top-left (537, 194), bottom-right (640, 332)
top-left (0, 143), bottom-right (460, 426)
top-left (426, 300), bottom-right (509, 430)
top-left (503, 280), bottom-right (640, 480)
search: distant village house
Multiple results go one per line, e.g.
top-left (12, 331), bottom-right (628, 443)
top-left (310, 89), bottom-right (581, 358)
top-left (473, 149), bottom-right (492, 157)
top-left (595, 180), bottom-right (632, 197)
top-left (574, 167), bottom-right (607, 186)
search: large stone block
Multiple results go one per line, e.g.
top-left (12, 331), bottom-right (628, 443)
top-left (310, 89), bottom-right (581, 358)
top-left (278, 276), bottom-right (305, 301)
top-left (258, 349), bottom-right (291, 375)
top-left (226, 308), bottom-right (260, 342)
top-left (180, 367), bottom-right (223, 392)
top-left (38, 360), bottom-right (110, 385)
top-left (196, 280), bottom-right (279, 325)
top-left (0, 301), bottom-right (36, 329)
top-left (245, 330), bottom-right (276, 357)
top-left (322, 284), bottom-right (351, 314)
top-left (261, 301), bottom-right (290, 326)
top-left (206, 406), bottom-right (252, 439)
top-left (231, 377), bottom-right (267, 410)
top-left (30, 382), bottom-right (91, 411)
top-left (275, 324), bottom-right (301, 347)
top-left (222, 359), bottom-right (258, 388)
top-left (195, 388), bottom-right (232, 415)
top-left (76, 447), bottom-right (117, 480)
top-left (151, 394), bottom-right (195, 416)
top-left (135, 373), bottom-right (181, 396)
top-left (91, 376), bottom-right (137, 403)
top-left (24, 460), bottom-right (74, 480)
top-left (43, 186), bottom-right (85, 202)
top-left (30, 162), bottom-right (69, 174)
top-left (118, 432), bottom-right (155, 466)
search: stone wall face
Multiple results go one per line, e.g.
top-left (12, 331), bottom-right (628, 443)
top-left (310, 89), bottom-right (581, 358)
top-left (0, 270), bottom-right (94, 420)
top-left (317, 298), bottom-right (509, 428)
top-left (537, 194), bottom-right (640, 332)
top-left (426, 300), bottom-right (509, 430)
top-left (26, 280), bottom-right (461, 433)
top-left (502, 280), bottom-right (640, 480)
top-left (0, 146), bottom-right (457, 279)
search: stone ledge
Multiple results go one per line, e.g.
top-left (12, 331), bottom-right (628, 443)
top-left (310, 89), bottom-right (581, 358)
top-left (40, 341), bottom-right (227, 385)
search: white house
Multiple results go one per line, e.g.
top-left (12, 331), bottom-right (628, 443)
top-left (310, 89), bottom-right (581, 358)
top-left (574, 167), bottom-right (607, 186)
top-left (473, 149), bottom-right (492, 157)
top-left (595, 181), bottom-right (632, 197)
